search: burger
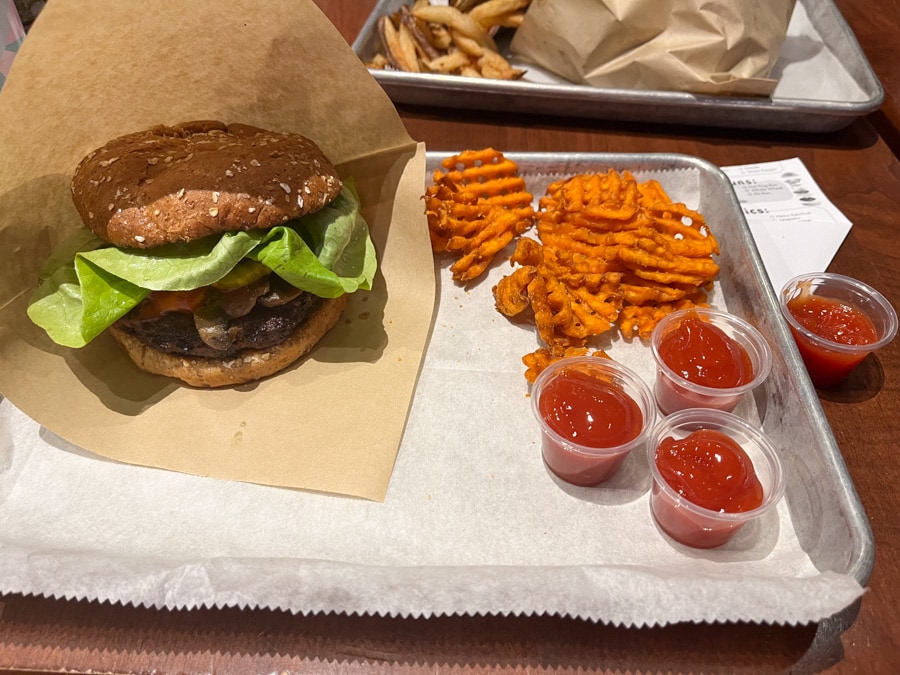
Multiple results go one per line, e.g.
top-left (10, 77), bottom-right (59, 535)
top-left (27, 121), bottom-right (376, 387)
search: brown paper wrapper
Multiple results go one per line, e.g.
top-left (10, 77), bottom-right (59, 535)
top-left (512, 0), bottom-right (797, 96)
top-left (0, 0), bottom-right (435, 501)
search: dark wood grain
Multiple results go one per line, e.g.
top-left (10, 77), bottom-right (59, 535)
top-left (831, 0), bottom-right (900, 157)
top-left (2, 1), bottom-right (898, 672)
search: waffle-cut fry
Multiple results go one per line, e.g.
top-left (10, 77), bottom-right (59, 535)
top-left (424, 149), bottom-right (535, 282)
top-left (617, 298), bottom-right (706, 340)
top-left (493, 169), bottom-right (720, 381)
top-left (493, 265), bottom-right (536, 316)
top-left (523, 347), bottom-right (611, 384)
top-left (436, 147), bottom-right (525, 185)
top-left (448, 208), bottom-right (523, 280)
top-left (508, 235), bottom-right (541, 263)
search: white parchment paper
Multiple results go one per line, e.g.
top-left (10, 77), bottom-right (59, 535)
top-left (0, 165), bottom-right (865, 627)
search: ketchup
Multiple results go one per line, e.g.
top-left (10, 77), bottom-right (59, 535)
top-left (657, 317), bottom-right (753, 389)
top-left (785, 294), bottom-right (878, 387)
top-left (537, 367), bottom-right (646, 486)
top-left (787, 295), bottom-right (878, 345)
top-left (539, 369), bottom-right (643, 449)
top-left (655, 429), bottom-right (763, 513)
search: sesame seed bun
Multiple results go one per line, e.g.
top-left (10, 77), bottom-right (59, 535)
top-left (72, 120), bottom-right (342, 249)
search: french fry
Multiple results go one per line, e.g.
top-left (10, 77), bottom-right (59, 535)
top-left (478, 49), bottom-right (525, 80)
top-left (449, 30), bottom-right (486, 58)
top-left (424, 149), bottom-right (535, 282)
top-left (425, 148), bottom-right (720, 381)
top-left (367, 2), bottom-right (531, 81)
top-left (396, 22), bottom-right (422, 72)
top-left (468, 0), bottom-right (531, 28)
top-left (452, 0), bottom-right (486, 13)
top-left (459, 65), bottom-right (484, 78)
top-left (365, 53), bottom-right (389, 69)
top-left (377, 16), bottom-right (417, 72)
top-left (429, 23), bottom-right (454, 51)
top-left (491, 169), bottom-right (720, 380)
top-left (398, 5), bottom-right (441, 61)
top-left (488, 12), bottom-right (527, 29)
top-left (425, 49), bottom-right (473, 75)
top-left (412, 4), bottom-right (498, 52)
top-left (376, 16), bottom-right (399, 70)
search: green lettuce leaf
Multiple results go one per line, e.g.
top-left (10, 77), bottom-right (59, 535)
top-left (27, 182), bottom-right (377, 348)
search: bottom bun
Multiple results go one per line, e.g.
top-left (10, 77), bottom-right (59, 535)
top-left (109, 295), bottom-right (348, 387)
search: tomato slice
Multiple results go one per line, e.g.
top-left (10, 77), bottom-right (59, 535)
top-left (135, 288), bottom-right (207, 320)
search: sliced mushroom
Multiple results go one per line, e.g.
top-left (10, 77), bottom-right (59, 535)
top-left (194, 312), bottom-right (237, 352)
top-left (217, 277), bottom-right (271, 318)
top-left (258, 276), bottom-right (304, 307)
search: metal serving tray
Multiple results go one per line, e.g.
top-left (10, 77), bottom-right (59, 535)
top-left (354, 0), bottom-right (884, 133)
top-left (0, 154), bottom-right (873, 627)
top-left (422, 150), bottom-right (874, 614)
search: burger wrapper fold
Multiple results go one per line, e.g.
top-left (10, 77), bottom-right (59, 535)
top-left (0, 0), bottom-right (434, 501)
top-left (512, 0), bottom-right (797, 97)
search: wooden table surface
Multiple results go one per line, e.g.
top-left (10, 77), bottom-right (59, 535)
top-left (2, 1), bottom-right (899, 672)
top-left (831, 0), bottom-right (900, 156)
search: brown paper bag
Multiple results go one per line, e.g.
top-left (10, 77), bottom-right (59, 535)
top-left (0, 0), bottom-right (435, 501)
top-left (511, 0), bottom-right (796, 96)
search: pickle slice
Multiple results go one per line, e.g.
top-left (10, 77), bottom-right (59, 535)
top-left (212, 259), bottom-right (271, 291)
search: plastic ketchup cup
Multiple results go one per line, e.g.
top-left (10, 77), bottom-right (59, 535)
top-left (650, 307), bottom-right (772, 415)
top-left (531, 356), bottom-right (656, 486)
top-left (779, 273), bottom-right (898, 388)
top-left (647, 408), bottom-right (785, 549)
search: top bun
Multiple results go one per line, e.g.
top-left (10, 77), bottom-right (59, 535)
top-left (71, 121), bottom-right (342, 249)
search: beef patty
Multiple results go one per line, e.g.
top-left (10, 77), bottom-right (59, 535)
top-left (113, 291), bottom-right (326, 359)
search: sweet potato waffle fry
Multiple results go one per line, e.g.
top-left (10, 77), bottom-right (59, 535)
top-left (493, 169), bottom-right (720, 381)
top-left (424, 149), bottom-right (535, 282)
top-left (365, 0), bottom-right (530, 80)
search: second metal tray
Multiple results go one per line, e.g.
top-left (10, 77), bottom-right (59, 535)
top-left (353, 0), bottom-right (884, 133)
